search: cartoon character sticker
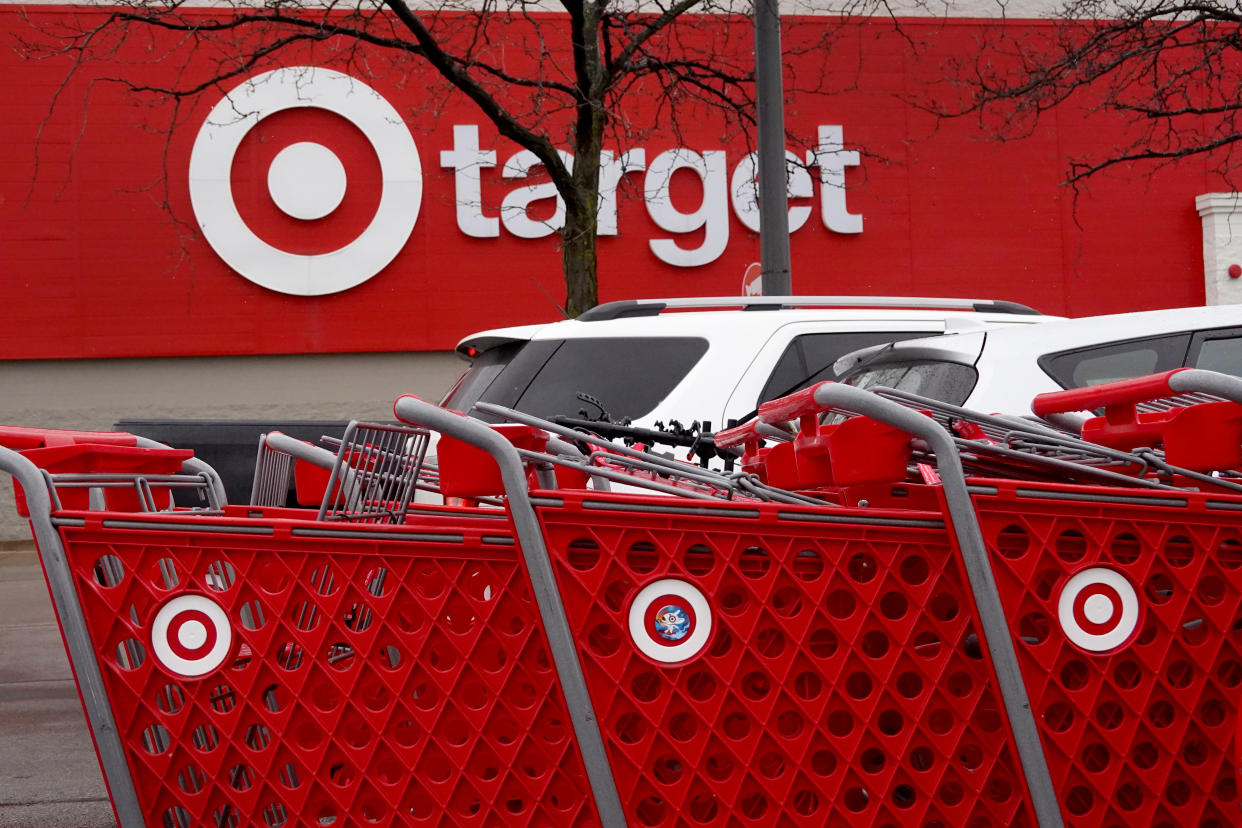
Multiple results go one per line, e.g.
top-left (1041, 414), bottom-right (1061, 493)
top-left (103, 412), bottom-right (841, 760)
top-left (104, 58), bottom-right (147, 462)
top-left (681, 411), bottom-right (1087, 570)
top-left (653, 604), bottom-right (691, 641)
top-left (630, 579), bottom-right (711, 664)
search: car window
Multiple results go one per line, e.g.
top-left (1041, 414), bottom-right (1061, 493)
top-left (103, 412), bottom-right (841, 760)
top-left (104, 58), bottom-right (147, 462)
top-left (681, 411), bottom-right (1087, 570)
top-left (443, 340), bottom-right (560, 415)
top-left (441, 341), bottom-right (527, 410)
top-left (1039, 334), bottom-right (1191, 388)
top-left (843, 360), bottom-right (979, 406)
top-left (758, 331), bottom-right (932, 406)
top-left (464, 337), bottom-right (709, 423)
top-left (1190, 328), bottom-right (1242, 377)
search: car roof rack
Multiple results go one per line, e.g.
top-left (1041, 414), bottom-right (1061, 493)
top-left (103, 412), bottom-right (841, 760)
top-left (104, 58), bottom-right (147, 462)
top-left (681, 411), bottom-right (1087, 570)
top-left (575, 296), bottom-right (1041, 321)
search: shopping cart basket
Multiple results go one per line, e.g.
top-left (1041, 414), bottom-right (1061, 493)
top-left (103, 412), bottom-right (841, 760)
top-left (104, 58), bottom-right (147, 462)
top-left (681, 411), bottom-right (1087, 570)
top-left (1, 377), bottom-right (1240, 826)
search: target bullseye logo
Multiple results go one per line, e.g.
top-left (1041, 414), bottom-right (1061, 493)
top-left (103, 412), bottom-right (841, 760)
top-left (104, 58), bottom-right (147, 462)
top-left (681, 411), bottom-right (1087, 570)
top-left (1057, 567), bottom-right (1140, 653)
top-left (151, 595), bottom-right (233, 677)
top-left (628, 579), bottom-right (712, 664)
top-left (189, 66), bottom-right (422, 296)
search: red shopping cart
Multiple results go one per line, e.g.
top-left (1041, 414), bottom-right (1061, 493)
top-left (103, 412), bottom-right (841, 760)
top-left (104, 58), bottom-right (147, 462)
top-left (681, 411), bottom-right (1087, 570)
top-left (1, 373), bottom-right (1240, 827)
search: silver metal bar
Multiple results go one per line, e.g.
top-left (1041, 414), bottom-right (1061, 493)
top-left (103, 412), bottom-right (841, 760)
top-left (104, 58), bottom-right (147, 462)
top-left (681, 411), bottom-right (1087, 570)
top-left (0, 446), bottom-right (144, 827)
top-left (49, 472), bottom-right (222, 487)
top-left (546, 436), bottom-right (610, 492)
top-left (288, 527), bottom-right (469, 543)
top-left (38, 472), bottom-right (224, 514)
top-left (249, 433), bottom-right (295, 507)
top-left (1010, 487), bottom-right (1188, 508)
top-left (776, 509), bottom-right (946, 529)
top-left (579, 499), bottom-right (762, 520)
top-left (519, 449), bottom-right (721, 501)
top-left (1136, 449), bottom-right (1242, 493)
top-left (1167, 369), bottom-right (1242, 403)
top-left (731, 472), bottom-right (829, 505)
top-left (586, 450), bottom-right (732, 490)
top-left (315, 423), bottom-right (425, 524)
top-left (957, 440), bottom-right (1172, 489)
top-left (756, 421), bottom-right (794, 442)
top-left (133, 435), bottom-right (227, 506)
top-left (249, 431), bottom-right (274, 505)
top-left (393, 397), bottom-right (627, 828)
top-left (100, 519), bottom-right (276, 535)
top-left (804, 384), bottom-right (1064, 828)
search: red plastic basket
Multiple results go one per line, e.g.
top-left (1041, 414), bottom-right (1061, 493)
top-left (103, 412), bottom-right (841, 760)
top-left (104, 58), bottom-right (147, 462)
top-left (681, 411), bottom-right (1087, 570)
top-left (536, 490), bottom-right (1035, 827)
top-left (50, 509), bottom-right (600, 827)
top-left (972, 479), bottom-right (1242, 827)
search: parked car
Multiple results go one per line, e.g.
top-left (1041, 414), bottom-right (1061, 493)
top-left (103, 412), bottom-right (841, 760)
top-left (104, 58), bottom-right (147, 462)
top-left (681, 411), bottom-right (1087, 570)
top-left (442, 296), bottom-right (1057, 435)
top-left (835, 303), bottom-right (1242, 415)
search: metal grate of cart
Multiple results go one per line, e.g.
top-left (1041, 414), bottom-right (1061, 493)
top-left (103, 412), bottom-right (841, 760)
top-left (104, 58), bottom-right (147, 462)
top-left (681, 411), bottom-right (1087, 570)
top-left (1, 369), bottom-right (1241, 827)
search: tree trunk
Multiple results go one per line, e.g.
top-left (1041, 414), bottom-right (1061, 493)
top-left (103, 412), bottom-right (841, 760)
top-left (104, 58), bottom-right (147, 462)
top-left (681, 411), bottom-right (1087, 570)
top-left (561, 0), bottom-right (606, 318)
top-left (562, 161), bottom-right (601, 318)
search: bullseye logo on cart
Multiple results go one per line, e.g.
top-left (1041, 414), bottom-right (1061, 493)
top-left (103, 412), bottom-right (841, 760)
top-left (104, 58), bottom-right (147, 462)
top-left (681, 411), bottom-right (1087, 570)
top-left (189, 66), bottom-right (865, 296)
top-left (151, 595), bottom-right (233, 677)
top-left (1057, 567), bottom-right (1140, 653)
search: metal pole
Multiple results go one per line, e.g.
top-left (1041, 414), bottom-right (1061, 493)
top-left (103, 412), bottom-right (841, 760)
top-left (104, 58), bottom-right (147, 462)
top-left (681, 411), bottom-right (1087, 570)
top-left (754, 0), bottom-right (792, 294)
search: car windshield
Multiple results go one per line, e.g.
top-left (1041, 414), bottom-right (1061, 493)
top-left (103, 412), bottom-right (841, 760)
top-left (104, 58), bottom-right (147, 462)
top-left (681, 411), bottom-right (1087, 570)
top-left (444, 336), bottom-right (710, 423)
top-left (843, 359), bottom-right (979, 406)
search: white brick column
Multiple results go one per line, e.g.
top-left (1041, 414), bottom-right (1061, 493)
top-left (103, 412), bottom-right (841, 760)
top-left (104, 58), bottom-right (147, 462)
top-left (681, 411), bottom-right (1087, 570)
top-left (1197, 193), bottom-right (1242, 305)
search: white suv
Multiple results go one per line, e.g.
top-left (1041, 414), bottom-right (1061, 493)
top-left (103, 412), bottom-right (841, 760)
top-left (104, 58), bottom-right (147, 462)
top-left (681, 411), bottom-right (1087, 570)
top-left (442, 297), bottom-right (1056, 434)
top-left (837, 303), bottom-right (1242, 415)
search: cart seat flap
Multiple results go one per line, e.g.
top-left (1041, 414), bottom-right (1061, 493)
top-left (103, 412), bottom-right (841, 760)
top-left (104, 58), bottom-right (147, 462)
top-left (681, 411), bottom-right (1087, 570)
top-left (438, 423), bottom-right (551, 499)
top-left (0, 425), bottom-right (139, 451)
top-left (8, 443), bottom-right (195, 517)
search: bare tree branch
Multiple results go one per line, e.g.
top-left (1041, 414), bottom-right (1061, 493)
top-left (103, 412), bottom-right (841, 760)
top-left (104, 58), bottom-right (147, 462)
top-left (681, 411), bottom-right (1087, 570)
top-left (930, 0), bottom-right (1242, 184)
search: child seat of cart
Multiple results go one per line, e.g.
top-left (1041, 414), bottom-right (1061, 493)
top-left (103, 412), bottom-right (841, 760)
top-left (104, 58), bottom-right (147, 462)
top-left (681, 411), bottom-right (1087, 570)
top-left (1032, 368), bottom-right (1242, 474)
top-left (0, 425), bottom-right (193, 515)
top-left (714, 382), bottom-right (915, 491)
top-left (435, 422), bottom-right (589, 499)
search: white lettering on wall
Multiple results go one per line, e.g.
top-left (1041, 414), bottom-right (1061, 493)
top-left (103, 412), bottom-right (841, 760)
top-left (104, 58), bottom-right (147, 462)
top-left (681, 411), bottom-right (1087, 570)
top-left (438, 124), bottom-right (864, 263)
top-left (598, 149), bottom-right (647, 236)
top-left (499, 149), bottom-right (573, 239)
top-left (730, 150), bottom-right (815, 234)
top-left (645, 149), bottom-right (729, 267)
top-left (439, 124), bottom-right (499, 238)
top-left (811, 125), bottom-right (863, 234)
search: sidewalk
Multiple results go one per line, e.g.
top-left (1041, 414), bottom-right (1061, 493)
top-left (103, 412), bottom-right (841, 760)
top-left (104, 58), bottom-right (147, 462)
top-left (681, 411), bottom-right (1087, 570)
top-left (0, 543), bottom-right (115, 828)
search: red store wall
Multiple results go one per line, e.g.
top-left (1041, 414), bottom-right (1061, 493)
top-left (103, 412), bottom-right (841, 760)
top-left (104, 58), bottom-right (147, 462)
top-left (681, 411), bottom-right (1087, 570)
top-left (0, 8), bottom-right (1225, 360)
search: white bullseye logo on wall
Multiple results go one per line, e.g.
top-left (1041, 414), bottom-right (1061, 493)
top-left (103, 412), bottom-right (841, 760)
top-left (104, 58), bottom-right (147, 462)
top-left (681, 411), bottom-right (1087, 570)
top-left (151, 595), bottom-right (233, 677)
top-left (628, 579), bottom-right (712, 664)
top-left (1057, 567), bottom-right (1140, 653)
top-left (188, 66), bottom-right (422, 296)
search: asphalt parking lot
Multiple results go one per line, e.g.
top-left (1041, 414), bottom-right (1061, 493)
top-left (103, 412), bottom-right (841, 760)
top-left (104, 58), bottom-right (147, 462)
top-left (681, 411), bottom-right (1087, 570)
top-left (0, 541), bottom-right (115, 828)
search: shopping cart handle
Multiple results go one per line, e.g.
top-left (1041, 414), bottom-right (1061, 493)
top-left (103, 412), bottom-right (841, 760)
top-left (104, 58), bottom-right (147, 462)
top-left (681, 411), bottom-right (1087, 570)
top-left (264, 431), bottom-right (338, 470)
top-left (713, 419), bottom-right (762, 450)
top-left (1031, 369), bottom-right (1189, 416)
top-left (756, 381), bottom-right (832, 423)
